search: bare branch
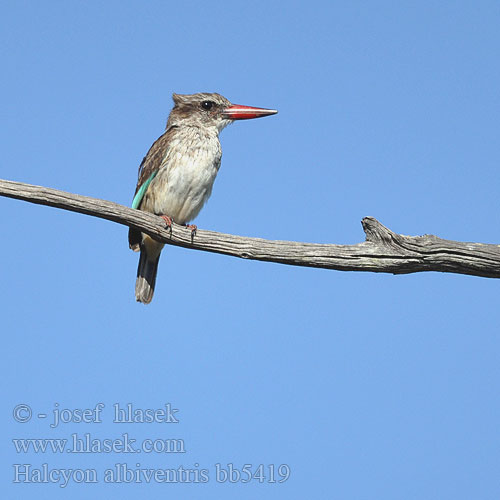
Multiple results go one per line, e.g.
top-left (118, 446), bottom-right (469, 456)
top-left (1, 178), bottom-right (499, 278)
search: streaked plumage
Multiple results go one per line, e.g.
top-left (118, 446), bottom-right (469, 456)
top-left (130, 92), bottom-right (277, 303)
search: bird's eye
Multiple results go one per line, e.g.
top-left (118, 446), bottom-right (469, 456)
top-left (201, 100), bottom-right (214, 111)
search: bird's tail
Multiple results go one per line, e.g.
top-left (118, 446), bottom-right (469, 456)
top-left (135, 236), bottom-right (164, 304)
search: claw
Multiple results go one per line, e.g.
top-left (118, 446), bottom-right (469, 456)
top-left (160, 215), bottom-right (173, 235)
top-left (185, 224), bottom-right (197, 240)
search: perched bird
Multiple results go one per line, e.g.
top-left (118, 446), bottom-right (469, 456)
top-left (129, 92), bottom-right (277, 304)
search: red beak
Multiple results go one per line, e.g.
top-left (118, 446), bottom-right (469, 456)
top-left (223, 104), bottom-right (278, 120)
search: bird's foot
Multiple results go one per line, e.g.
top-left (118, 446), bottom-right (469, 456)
top-left (185, 224), bottom-right (197, 240)
top-left (160, 215), bottom-right (173, 235)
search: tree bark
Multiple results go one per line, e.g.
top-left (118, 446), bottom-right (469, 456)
top-left (1, 178), bottom-right (499, 278)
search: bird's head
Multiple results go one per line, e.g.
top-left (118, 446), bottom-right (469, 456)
top-left (166, 92), bottom-right (277, 133)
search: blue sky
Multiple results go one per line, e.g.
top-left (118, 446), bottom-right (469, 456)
top-left (2, 1), bottom-right (499, 498)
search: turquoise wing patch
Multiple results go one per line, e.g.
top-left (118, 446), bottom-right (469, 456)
top-left (132, 171), bottom-right (158, 209)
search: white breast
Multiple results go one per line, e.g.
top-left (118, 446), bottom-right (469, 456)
top-left (143, 128), bottom-right (222, 225)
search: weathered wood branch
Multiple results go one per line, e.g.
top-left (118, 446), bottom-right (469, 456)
top-left (1, 178), bottom-right (499, 278)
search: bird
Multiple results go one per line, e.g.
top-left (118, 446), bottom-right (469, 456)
top-left (129, 92), bottom-right (277, 304)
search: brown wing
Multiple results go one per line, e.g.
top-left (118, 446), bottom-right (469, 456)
top-left (133, 126), bottom-right (177, 197)
top-left (129, 126), bottom-right (177, 250)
